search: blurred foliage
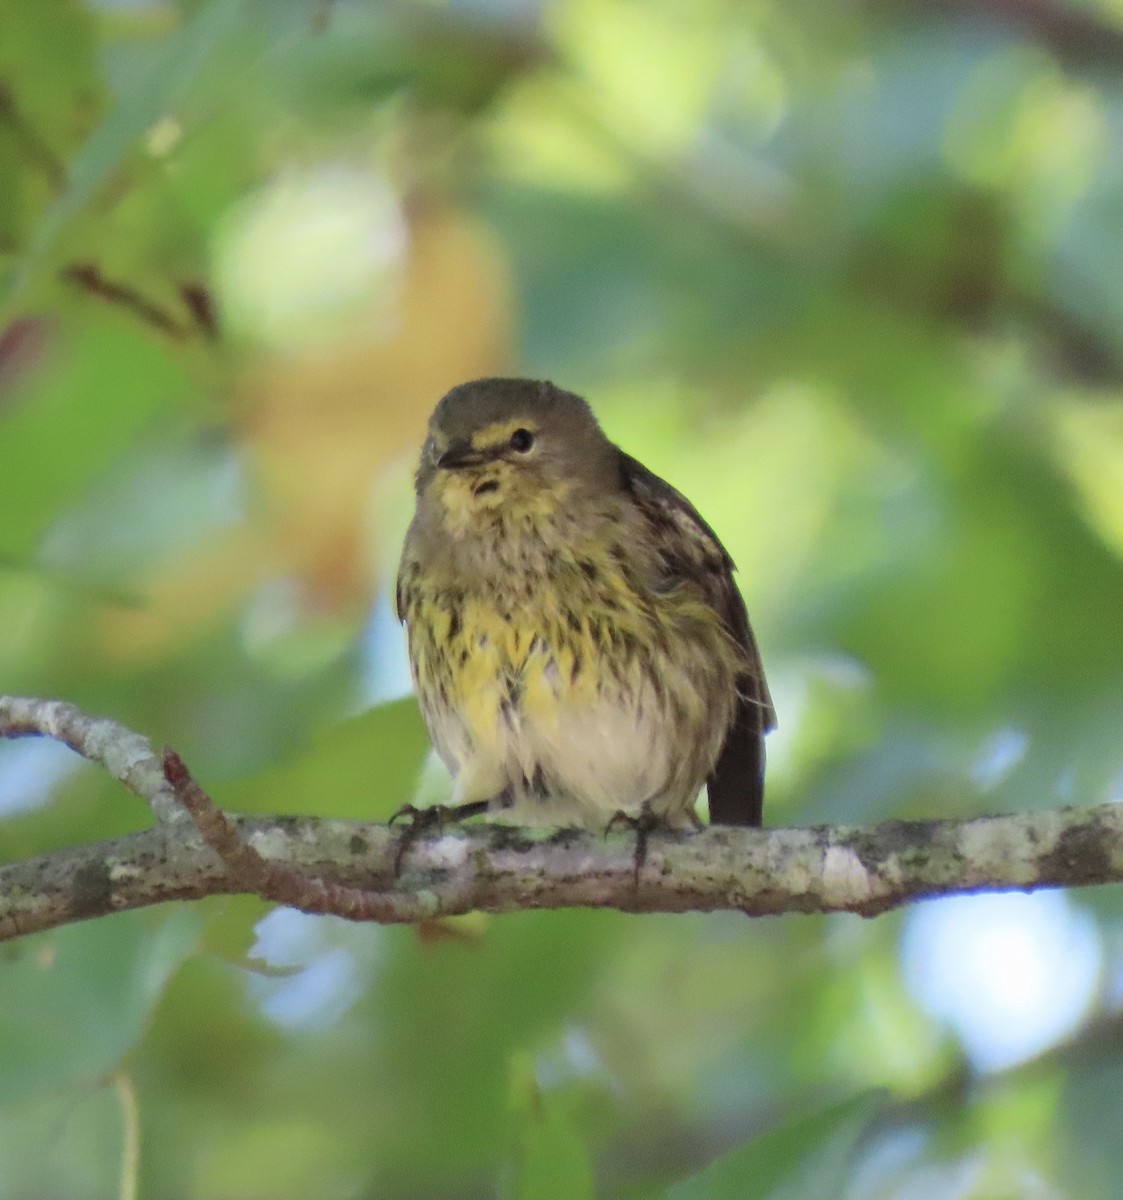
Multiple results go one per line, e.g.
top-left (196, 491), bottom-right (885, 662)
top-left (2, 0), bottom-right (1123, 1196)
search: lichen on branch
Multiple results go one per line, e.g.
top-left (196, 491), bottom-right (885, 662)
top-left (1, 695), bottom-right (1120, 944)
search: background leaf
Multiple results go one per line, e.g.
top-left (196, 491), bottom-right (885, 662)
top-left (663, 1093), bottom-right (883, 1200)
top-left (0, 907), bottom-right (200, 1106)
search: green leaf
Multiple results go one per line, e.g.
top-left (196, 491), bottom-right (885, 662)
top-left (662, 1093), bottom-right (883, 1200)
top-left (0, 0), bottom-right (99, 139)
top-left (508, 1055), bottom-right (594, 1200)
top-left (223, 697), bottom-right (431, 819)
top-left (5, 0), bottom-right (252, 303)
top-left (0, 321), bottom-right (192, 559)
top-left (371, 910), bottom-right (621, 1183)
top-left (515, 1098), bottom-right (594, 1200)
top-left (0, 907), bottom-right (201, 1105)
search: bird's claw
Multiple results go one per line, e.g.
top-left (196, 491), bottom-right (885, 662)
top-left (603, 802), bottom-right (671, 888)
top-left (388, 801), bottom-right (489, 875)
top-left (388, 802), bottom-right (447, 829)
top-left (389, 804), bottom-right (454, 875)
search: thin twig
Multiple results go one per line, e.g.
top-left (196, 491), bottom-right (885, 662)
top-left (162, 748), bottom-right (269, 885)
top-left (162, 747), bottom-right (431, 922)
top-left (178, 281), bottom-right (218, 339)
top-left (0, 696), bottom-right (184, 823)
top-left (60, 264), bottom-right (188, 339)
top-left (112, 1072), bottom-right (140, 1200)
top-left (0, 81), bottom-right (66, 190)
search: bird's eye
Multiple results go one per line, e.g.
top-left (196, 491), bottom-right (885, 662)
top-left (509, 428), bottom-right (535, 453)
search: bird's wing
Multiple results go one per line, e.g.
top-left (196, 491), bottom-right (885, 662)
top-left (395, 526), bottom-right (417, 623)
top-left (619, 451), bottom-right (776, 827)
top-left (395, 571), bottom-right (406, 623)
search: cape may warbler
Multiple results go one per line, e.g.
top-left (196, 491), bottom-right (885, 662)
top-left (397, 378), bottom-right (775, 831)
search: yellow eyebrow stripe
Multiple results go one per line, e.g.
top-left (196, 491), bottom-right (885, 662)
top-left (471, 419), bottom-right (538, 449)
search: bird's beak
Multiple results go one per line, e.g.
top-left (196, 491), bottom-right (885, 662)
top-left (436, 440), bottom-right (486, 470)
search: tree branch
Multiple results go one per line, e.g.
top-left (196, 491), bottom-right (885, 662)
top-left (2, 695), bottom-right (1121, 944)
top-left (0, 696), bottom-right (185, 824)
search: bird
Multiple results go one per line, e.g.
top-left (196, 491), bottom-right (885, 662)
top-left (395, 377), bottom-right (775, 843)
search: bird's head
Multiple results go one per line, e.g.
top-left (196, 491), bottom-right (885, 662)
top-left (415, 378), bottom-right (619, 532)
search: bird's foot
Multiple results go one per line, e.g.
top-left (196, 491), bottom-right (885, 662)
top-left (388, 800), bottom-right (489, 875)
top-left (605, 801), bottom-right (676, 888)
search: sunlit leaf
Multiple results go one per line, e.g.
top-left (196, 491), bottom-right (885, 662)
top-left (512, 1077), bottom-right (595, 1200)
top-left (0, 321), bottom-right (193, 558)
top-left (5, 0), bottom-right (253, 302)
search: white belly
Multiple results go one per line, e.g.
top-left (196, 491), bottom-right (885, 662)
top-left (423, 673), bottom-right (711, 829)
